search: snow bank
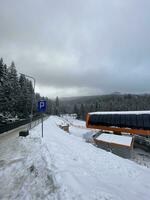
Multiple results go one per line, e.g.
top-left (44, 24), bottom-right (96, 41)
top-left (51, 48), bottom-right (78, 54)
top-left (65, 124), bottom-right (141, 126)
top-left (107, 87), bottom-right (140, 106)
top-left (0, 134), bottom-right (59, 200)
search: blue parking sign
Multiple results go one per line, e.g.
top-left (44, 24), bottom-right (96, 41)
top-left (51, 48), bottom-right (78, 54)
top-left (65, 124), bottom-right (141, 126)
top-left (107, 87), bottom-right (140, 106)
top-left (38, 100), bottom-right (46, 112)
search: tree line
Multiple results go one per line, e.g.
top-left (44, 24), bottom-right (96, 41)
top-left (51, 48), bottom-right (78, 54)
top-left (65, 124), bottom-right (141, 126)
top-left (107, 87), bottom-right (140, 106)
top-left (0, 58), bottom-right (61, 119)
top-left (62, 93), bottom-right (150, 120)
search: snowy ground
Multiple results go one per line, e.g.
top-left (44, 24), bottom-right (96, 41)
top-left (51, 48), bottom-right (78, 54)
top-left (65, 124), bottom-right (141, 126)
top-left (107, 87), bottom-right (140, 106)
top-left (0, 116), bottom-right (150, 200)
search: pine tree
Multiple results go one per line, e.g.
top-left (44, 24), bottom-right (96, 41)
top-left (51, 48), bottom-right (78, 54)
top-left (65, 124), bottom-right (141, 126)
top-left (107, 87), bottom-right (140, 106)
top-left (55, 96), bottom-right (60, 116)
top-left (73, 104), bottom-right (79, 118)
top-left (8, 61), bottom-right (19, 116)
top-left (3, 64), bottom-right (10, 115)
top-left (90, 103), bottom-right (95, 112)
top-left (46, 97), bottom-right (52, 115)
top-left (73, 104), bottom-right (78, 114)
top-left (26, 79), bottom-right (34, 115)
top-left (80, 104), bottom-right (85, 120)
top-left (18, 74), bottom-right (28, 117)
top-left (34, 93), bottom-right (40, 114)
top-left (95, 101), bottom-right (99, 111)
top-left (0, 59), bottom-right (10, 114)
top-left (0, 58), bottom-right (5, 113)
top-left (0, 58), bottom-right (4, 80)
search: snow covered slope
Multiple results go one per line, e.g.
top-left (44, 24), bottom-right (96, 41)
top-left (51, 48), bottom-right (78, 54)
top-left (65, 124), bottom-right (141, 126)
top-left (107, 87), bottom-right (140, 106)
top-left (41, 116), bottom-right (150, 200)
top-left (0, 116), bottom-right (150, 200)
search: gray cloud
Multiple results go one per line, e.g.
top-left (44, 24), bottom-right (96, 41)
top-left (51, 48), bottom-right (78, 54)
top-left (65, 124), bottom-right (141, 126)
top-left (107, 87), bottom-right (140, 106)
top-left (0, 0), bottom-right (150, 97)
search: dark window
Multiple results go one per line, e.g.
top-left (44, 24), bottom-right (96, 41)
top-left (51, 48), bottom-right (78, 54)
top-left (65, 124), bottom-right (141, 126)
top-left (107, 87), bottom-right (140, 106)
top-left (143, 114), bottom-right (150, 130)
top-left (136, 115), bottom-right (144, 129)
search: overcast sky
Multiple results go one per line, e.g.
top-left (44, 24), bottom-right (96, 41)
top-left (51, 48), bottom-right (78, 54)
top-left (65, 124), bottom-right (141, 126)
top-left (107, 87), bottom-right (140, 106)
top-left (0, 0), bottom-right (150, 97)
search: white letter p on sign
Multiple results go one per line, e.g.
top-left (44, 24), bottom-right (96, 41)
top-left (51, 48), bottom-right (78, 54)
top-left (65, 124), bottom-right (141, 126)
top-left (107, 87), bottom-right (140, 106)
top-left (40, 101), bottom-right (44, 109)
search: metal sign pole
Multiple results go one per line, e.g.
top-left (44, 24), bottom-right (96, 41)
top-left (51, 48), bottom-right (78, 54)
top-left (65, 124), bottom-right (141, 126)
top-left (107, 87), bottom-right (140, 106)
top-left (38, 100), bottom-right (46, 138)
top-left (42, 113), bottom-right (43, 138)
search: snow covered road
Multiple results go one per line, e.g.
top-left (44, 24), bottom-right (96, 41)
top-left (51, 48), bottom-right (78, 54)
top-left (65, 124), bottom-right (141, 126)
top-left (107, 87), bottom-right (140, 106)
top-left (0, 116), bottom-right (150, 200)
top-left (0, 119), bottom-right (58, 200)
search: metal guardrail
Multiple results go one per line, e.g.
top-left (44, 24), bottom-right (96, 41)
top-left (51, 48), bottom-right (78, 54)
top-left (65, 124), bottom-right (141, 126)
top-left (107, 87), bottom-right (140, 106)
top-left (0, 116), bottom-right (41, 134)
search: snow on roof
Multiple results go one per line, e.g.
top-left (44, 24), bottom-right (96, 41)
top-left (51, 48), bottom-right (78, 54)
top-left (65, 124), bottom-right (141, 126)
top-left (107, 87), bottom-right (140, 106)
top-left (96, 133), bottom-right (133, 146)
top-left (89, 110), bottom-right (150, 115)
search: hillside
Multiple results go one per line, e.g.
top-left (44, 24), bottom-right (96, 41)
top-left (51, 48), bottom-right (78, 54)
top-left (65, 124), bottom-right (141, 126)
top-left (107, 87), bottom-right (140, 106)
top-left (61, 94), bottom-right (150, 119)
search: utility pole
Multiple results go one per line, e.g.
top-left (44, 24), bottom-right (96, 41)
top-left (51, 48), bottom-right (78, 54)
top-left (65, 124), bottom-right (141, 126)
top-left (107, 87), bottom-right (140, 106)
top-left (19, 73), bottom-right (36, 130)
